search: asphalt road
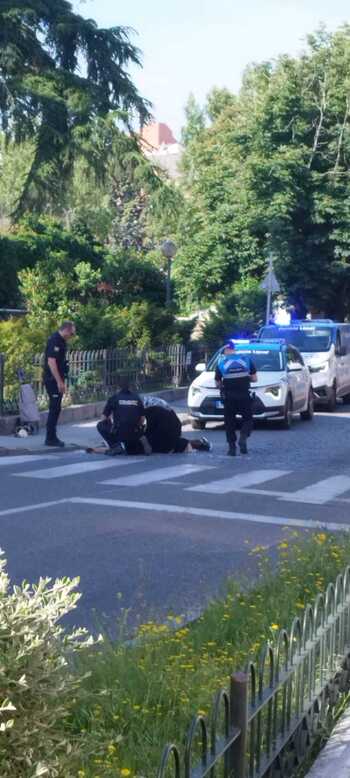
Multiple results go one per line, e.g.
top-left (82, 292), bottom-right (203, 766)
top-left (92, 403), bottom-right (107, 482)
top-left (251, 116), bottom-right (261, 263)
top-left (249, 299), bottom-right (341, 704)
top-left (1, 406), bottom-right (350, 635)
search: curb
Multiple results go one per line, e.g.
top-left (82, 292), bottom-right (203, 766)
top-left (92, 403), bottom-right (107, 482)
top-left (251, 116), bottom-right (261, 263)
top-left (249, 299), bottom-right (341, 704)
top-left (0, 408), bottom-right (192, 457)
top-left (305, 705), bottom-right (350, 777)
top-left (0, 387), bottom-right (188, 436)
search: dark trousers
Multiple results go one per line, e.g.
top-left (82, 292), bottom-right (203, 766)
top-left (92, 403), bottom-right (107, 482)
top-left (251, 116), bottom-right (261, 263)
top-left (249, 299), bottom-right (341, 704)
top-left (97, 419), bottom-right (144, 455)
top-left (45, 380), bottom-right (62, 441)
top-left (223, 393), bottom-right (253, 447)
top-left (145, 408), bottom-right (186, 453)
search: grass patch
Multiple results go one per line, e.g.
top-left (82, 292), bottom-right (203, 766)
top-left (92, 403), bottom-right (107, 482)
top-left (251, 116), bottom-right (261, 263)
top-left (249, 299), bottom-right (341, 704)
top-left (67, 530), bottom-right (350, 777)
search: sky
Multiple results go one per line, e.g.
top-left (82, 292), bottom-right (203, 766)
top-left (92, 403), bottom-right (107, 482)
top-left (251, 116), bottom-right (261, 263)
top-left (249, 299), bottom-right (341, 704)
top-left (73, 0), bottom-right (350, 139)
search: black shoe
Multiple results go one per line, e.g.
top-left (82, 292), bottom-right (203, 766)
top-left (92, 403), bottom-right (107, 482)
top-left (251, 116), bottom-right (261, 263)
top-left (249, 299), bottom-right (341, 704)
top-left (198, 436), bottom-right (212, 452)
top-left (45, 438), bottom-right (65, 448)
top-left (239, 438), bottom-right (248, 454)
top-left (227, 446), bottom-right (237, 456)
top-left (105, 443), bottom-right (125, 456)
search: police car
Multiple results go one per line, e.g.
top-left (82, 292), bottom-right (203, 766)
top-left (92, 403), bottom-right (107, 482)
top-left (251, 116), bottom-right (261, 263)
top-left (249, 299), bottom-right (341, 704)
top-left (187, 340), bottom-right (314, 429)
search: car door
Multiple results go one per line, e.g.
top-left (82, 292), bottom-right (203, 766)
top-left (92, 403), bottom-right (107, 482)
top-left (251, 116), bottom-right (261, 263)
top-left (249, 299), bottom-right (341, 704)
top-left (338, 327), bottom-right (350, 395)
top-left (287, 347), bottom-right (304, 409)
top-left (295, 350), bottom-right (310, 407)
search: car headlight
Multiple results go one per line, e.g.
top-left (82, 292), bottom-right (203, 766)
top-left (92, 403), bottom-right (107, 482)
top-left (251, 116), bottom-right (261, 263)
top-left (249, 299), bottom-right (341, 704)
top-left (264, 385), bottom-right (281, 398)
top-left (309, 362), bottom-right (329, 373)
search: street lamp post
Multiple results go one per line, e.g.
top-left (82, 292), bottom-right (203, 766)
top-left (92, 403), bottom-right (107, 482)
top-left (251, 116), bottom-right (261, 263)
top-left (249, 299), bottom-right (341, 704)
top-left (161, 239), bottom-right (177, 306)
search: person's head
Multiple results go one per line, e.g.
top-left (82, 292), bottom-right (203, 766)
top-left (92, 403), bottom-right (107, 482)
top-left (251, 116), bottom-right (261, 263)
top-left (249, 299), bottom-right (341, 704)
top-left (118, 375), bottom-right (131, 392)
top-left (223, 339), bottom-right (235, 355)
top-left (59, 321), bottom-right (76, 341)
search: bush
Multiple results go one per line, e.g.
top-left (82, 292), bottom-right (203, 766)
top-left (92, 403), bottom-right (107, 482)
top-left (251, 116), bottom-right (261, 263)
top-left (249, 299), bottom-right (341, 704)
top-left (0, 551), bottom-right (94, 777)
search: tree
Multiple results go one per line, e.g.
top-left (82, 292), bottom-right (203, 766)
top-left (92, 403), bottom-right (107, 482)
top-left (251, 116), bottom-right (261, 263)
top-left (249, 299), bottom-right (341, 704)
top-left (0, 1), bottom-right (151, 217)
top-left (64, 116), bottom-right (182, 251)
top-left (175, 26), bottom-right (350, 319)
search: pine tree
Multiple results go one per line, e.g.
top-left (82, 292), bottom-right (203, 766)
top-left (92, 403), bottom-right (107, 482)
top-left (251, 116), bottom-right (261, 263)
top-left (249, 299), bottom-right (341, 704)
top-left (0, 0), bottom-right (151, 217)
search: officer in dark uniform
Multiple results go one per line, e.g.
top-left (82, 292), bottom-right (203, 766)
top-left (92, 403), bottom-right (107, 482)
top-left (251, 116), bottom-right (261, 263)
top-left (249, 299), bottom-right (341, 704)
top-left (143, 402), bottom-right (211, 453)
top-left (97, 378), bottom-right (152, 455)
top-left (43, 321), bottom-right (76, 447)
top-left (215, 340), bottom-right (257, 456)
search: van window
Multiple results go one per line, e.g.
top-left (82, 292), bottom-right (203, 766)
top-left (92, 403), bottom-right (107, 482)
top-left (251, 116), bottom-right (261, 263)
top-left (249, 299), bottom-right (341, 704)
top-left (260, 326), bottom-right (332, 352)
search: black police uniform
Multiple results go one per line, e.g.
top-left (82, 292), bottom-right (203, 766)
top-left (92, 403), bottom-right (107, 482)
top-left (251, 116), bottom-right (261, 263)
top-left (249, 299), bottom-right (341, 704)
top-left (215, 353), bottom-right (256, 451)
top-left (97, 389), bottom-right (145, 454)
top-left (144, 406), bottom-right (188, 453)
top-left (44, 331), bottom-right (68, 443)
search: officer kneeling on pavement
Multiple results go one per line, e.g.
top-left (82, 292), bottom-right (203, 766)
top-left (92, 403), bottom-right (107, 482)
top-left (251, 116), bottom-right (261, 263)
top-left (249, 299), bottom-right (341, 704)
top-left (215, 339), bottom-right (257, 456)
top-left (97, 377), bottom-right (152, 456)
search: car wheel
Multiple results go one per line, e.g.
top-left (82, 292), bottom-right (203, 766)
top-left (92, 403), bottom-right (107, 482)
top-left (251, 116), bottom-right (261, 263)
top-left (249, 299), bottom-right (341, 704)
top-left (281, 395), bottom-right (293, 429)
top-left (326, 384), bottom-right (337, 412)
top-left (191, 419), bottom-right (206, 430)
top-left (300, 390), bottom-right (314, 421)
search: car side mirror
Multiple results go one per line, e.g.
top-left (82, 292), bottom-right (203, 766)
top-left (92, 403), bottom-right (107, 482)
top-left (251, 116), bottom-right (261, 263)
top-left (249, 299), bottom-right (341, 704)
top-left (195, 362), bottom-right (206, 373)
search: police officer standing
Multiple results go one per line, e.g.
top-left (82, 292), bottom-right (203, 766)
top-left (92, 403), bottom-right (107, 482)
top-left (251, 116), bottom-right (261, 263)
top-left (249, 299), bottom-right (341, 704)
top-left (43, 321), bottom-right (76, 447)
top-left (215, 340), bottom-right (257, 456)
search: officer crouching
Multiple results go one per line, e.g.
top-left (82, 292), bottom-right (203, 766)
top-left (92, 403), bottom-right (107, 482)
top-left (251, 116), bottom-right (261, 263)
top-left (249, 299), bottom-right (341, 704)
top-left (215, 340), bottom-right (257, 456)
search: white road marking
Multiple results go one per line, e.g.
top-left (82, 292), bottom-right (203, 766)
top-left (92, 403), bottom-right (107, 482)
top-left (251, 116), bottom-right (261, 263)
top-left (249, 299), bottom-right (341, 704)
top-left (188, 469), bottom-right (290, 494)
top-left (13, 458), bottom-right (145, 479)
top-left (0, 499), bottom-right (69, 517)
top-left (100, 464), bottom-right (214, 487)
top-left (0, 455), bottom-right (58, 467)
top-left (69, 497), bottom-right (350, 532)
top-left (278, 475), bottom-right (350, 505)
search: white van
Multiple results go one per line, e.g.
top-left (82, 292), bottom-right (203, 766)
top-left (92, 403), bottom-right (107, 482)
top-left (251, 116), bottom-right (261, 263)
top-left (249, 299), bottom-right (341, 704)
top-left (258, 320), bottom-right (350, 410)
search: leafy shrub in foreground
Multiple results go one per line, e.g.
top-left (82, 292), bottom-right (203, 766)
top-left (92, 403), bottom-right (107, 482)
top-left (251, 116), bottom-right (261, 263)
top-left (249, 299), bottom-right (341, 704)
top-left (0, 552), bottom-right (93, 777)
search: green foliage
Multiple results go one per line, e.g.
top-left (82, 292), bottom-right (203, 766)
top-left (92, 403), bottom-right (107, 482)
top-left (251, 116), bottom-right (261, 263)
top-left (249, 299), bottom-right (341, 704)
top-left (0, 216), bottom-right (176, 362)
top-left (201, 278), bottom-right (266, 346)
top-left (0, 1), bottom-right (150, 217)
top-left (176, 26), bottom-right (350, 318)
top-left (0, 135), bottom-right (35, 223)
top-left (0, 318), bottom-right (46, 401)
top-left (0, 552), bottom-right (95, 777)
top-left (72, 532), bottom-right (350, 775)
top-left (67, 116), bottom-right (182, 250)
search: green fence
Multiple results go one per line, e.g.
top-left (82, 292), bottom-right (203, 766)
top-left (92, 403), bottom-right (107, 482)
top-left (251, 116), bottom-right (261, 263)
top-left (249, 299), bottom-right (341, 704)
top-left (158, 567), bottom-right (350, 778)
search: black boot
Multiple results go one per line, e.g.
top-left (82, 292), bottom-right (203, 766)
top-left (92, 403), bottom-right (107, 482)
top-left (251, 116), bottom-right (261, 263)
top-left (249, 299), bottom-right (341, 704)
top-left (227, 445), bottom-right (237, 456)
top-left (239, 436), bottom-right (248, 454)
top-left (45, 437), bottom-right (65, 448)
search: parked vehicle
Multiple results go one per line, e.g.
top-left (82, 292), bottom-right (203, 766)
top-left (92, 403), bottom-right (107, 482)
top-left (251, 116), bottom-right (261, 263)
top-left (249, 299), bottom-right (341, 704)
top-left (188, 340), bottom-right (314, 429)
top-left (258, 320), bottom-right (350, 411)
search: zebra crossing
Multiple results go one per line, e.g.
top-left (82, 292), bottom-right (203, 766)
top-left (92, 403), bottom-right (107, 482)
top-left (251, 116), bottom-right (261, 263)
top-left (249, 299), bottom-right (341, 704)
top-left (3, 452), bottom-right (350, 508)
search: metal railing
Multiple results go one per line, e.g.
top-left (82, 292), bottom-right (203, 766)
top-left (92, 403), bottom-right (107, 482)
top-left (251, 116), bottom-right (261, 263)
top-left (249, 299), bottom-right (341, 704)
top-left (0, 344), bottom-right (211, 415)
top-left (158, 566), bottom-right (350, 778)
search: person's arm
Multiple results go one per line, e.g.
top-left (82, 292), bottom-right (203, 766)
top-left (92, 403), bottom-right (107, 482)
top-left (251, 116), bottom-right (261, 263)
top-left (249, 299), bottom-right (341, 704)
top-left (101, 398), bottom-right (113, 422)
top-left (47, 357), bottom-right (66, 393)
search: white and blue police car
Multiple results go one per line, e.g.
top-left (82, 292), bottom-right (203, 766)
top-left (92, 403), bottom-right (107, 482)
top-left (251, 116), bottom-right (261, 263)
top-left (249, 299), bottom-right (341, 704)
top-left (187, 339), bottom-right (314, 430)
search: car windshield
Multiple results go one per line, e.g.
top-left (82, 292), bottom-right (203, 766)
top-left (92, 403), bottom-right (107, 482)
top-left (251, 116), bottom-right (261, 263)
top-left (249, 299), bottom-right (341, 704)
top-left (260, 327), bottom-right (332, 352)
top-left (207, 348), bottom-right (283, 372)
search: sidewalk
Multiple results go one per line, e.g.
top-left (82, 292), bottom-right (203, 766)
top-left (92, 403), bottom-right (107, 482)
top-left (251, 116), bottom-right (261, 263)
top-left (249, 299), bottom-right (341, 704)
top-left (306, 706), bottom-right (350, 778)
top-left (0, 402), bottom-right (191, 455)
